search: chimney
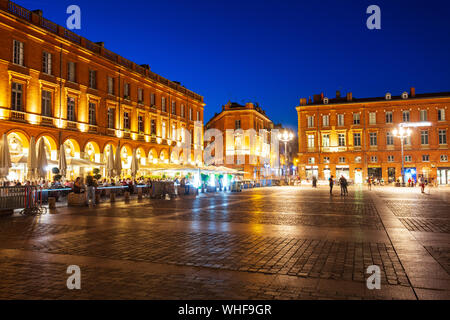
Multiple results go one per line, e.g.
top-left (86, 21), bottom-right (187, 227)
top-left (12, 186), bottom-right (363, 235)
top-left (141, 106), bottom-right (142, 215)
top-left (308, 97), bottom-right (312, 104)
top-left (299, 98), bottom-right (307, 106)
top-left (336, 90), bottom-right (341, 98)
top-left (32, 9), bottom-right (43, 16)
top-left (346, 92), bottom-right (353, 102)
top-left (140, 64), bottom-right (150, 70)
top-left (95, 42), bottom-right (105, 47)
top-left (313, 94), bottom-right (322, 103)
top-left (410, 87), bottom-right (416, 98)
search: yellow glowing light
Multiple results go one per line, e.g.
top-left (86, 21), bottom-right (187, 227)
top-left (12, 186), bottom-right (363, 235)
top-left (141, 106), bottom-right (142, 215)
top-left (145, 136), bottom-right (150, 142)
top-left (0, 109), bottom-right (7, 120)
top-left (79, 123), bottom-right (88, 132)
top-left (28, 114), bottom-right (39, 125)
top-left (116, 130), bottom-right (123, 138)
top-left (153, 158), bottom-right (158, 164)
top-left (157, 138), bottom-right (162, 144)
top-left (132, 133), bottom-right (137, 140)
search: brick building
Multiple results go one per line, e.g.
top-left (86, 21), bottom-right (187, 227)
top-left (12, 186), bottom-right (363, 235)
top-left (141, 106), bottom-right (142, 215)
top-left (205, 102), bottom-right (276, 180)
top-left (296, 88), bottom-right (450, 185)
top-left (0, 1), bottom-right (204, 181)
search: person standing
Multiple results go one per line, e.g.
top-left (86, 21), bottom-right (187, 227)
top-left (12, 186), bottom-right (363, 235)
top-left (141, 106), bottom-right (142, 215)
top-left (339, 175), bottom-right (348, 196)
top-left (419, 176), bottom-right (426, 194)
top-left (86, 174), bottom-right (97, 207)
top-left (312, 176), bottom-right (317, 188)
top-left (329, 175), bottom-right (334, 195)
top-left (367, 177), bottom-right (372, 191)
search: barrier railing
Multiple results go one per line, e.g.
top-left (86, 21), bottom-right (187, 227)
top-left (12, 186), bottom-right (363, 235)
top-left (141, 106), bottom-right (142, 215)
top-left (0, 186), bottom-right (47, 215)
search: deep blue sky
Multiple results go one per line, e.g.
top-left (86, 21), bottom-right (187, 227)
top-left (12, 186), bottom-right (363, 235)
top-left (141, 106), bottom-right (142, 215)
top-left (15, 0), bottom-right (450, 128)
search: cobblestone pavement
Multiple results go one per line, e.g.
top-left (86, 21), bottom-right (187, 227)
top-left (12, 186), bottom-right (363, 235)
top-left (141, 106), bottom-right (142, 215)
top-left (0, 186), bottom-right (449, 300)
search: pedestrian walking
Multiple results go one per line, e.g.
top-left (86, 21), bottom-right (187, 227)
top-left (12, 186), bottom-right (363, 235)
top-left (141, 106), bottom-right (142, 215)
top-left (329, 175), bottom-right (334, 195)
top-left (419, 176), bottom-right (426, 194)
top-left (312, 176), bottom-right (317, 188)
top-left (367, 177), bottom-right (372, 191)
top-left (86, 174), bottom-right (97, 207)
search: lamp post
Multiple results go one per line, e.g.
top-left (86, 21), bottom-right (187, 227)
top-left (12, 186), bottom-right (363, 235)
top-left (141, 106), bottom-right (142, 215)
top-left (278, 130), bottom-right (294, 183)
top-left (392, 127), bottom-right (411, 187)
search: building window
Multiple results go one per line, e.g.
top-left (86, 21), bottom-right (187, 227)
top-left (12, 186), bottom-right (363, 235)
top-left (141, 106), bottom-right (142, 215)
top-left (42, 51), bottom-right (52, 75)
top-left (403, 135), bottom-right (411, 145)
top-left (150, 93), bottom-right (156, 106)
top-left (370, 156), bottom-right (378, 163)
top-left (369, 132), bottom-right (377, 146)
top-left (151, 119), bottom-right (156, 135)
top-left (138, 88), bottom-right (144, 103)
top-left (68, 61), bottom-right (76, 82)
top-left (107, 77), bottom-right (114, 95)
top-left (171, 101), bottom-right (176, 114)
top-left (322, 115), bottom-right (329, 127)
top-left (355, 156), bottom-right (362, 163)
top-left (123, 111), bottom-right (130, 130)
top-left (386, 132), bottom-right (394, 145)
top-left (307, 135), bottom-right (315, 148)
top-left (161, 97), bottom-right (166, 112)
top-left (405, 155), bottom-right (412, 162)
top-left (235, 120), bottom-right (241, 130)
top-left (338, 133), bottom-right (345, 147)
top-left (162, 122), bottom-right (166, 138)
top-left (181, 104), bottom-right (185, 117)
top-left (422, 155), bottom-right (430, 162)
top-left (124, 83), bottom-right (130, 99)
top-left (337, 114), bottom-right (344, 126)
top-left (67, 97), bottom-right (75, 121)
top-left (438, 109), bottom-right (446, 121)
top-left (138, 115), bottom-right (144, 133)
top-left (11, 82), bottom-right (23, 111)
top-left (88, 70), bottom-right (96, 89)
top-left (322, 134), bottom-right (330, 147)
top-left (189, 108), bottom-right (193, 120)
top-left (323, 157), bottom-right (330, 164)
top-left (441, 155), bottom-right (448, 162)
top-left (41, 90), bottom-right (52, 117)
top-left (197, 111), bottom-right (200, 121)
top-left (88, 102), bottom-right (96, 125)
top-left (13, 40), bottom-right (24, 66)
top-left (402, 110), bottom-right (410, 122)
top-left (439, 129), bottom-right (447, 144)
top-left (307, 116), bottom-right (314, 128)
top-left (421, 130), bottom-right (429, 145)
top-left (338, 157), bottom-right (345, 163)
top-left (172, 124), bottom-right (176, 140)
top-left (420, 110), bottom-right (428, 121)
top-left (369, 112), bottom-right (376, 125)
top-left (308, 157), bottom-right (315, 164)
top-left (107, 108), bottom-right (115, 129)
top-left (353, 113), bottom-right (360, 125)
top-left (353, 133), bottom-right (361, 147)
top-left (387, 155), bottom-right (394, 162)
top-left (385, 111), bottom-right (393, 124)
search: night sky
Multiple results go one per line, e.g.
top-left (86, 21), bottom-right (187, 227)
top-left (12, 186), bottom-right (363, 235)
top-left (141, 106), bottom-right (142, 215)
top-left (14, 0), bottom-right (450, 129)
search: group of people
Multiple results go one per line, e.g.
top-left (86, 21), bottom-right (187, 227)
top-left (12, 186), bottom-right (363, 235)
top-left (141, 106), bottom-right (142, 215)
top-left (327, 175), bottom-right (348, 196)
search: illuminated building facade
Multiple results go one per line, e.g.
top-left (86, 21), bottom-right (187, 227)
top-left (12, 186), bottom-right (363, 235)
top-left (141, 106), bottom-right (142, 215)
top-left (296, 89), bottom-right (450, 185)
top-left (0, 1), bottom-right (204, 180)
top-left (205, 102), bottom-right (275, 180)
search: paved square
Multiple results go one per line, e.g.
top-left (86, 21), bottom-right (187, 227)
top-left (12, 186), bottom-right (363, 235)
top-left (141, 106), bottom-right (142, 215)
top-left (0, 186), bottom-right (449, 300)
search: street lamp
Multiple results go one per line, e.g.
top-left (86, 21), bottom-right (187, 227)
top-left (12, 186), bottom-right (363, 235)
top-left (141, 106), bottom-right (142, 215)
top-left (278, 130), bottom-right (294, 183)
top-left (392, 127), bottom-right (411, 187)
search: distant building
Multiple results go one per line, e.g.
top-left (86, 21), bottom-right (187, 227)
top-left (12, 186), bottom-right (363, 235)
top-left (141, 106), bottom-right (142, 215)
top-left (296, 88), bottom-right (450, 185)
top-left (205, 102), bottom-right (276, 180)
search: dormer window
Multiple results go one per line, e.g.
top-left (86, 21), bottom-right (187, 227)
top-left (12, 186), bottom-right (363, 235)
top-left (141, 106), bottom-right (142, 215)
top-left (385, 93), bottom-right (391, 100)
top-left (402, 92), bottom-right (408, 99)
top-left (323, 97), bottom-right (328, 104)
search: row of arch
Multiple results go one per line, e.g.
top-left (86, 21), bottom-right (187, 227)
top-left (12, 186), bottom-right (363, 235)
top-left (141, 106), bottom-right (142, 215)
top-left (5, 129), bottom-right (202, 166)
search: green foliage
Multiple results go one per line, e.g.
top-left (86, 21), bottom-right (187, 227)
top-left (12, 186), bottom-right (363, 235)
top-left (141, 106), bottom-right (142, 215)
top-left (93, 168), bottom-right (100, 175)
top-left (53, 174), bottom-right (62, 181)
top-left (51, 167), bottom-right (60, 174)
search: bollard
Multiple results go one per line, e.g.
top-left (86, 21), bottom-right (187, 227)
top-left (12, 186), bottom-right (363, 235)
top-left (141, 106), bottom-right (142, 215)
top-left (138, 188), bottom-right (143, 200)
top-left (48, 197), bottom-right (56, 209)
top-left (110, 192), bottom-right (116, 202)
top-left (124, 191), bottom-right (130, 202)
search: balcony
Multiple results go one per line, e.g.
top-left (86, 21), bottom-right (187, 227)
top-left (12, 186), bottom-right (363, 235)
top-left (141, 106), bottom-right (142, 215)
top-left (88, 125), bottom-right (98, 133)
top-left (41, 116), bottom-right (54, 127)
top-left (106, 128), bottom-right (115, 136)
top-left (66, 121), bottom-right (78, 130)
top-left (10, 110), bottom-right (26, 122)
top-left (123, 131), bottom-right (131, 139)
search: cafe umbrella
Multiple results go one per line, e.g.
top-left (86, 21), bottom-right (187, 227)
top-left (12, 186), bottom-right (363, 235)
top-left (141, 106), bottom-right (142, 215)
top-left (27, 136), bottom-right (37, 180)
top-left (0, 134), bottom-right (12, 180)
top-left (58, 144), bottom-right (67, 178)
top-left (36, 138), bottom-right (48, 179)
top-left (106, 144), bottom-right (115, 178)
top-left (114, 141), bottom-right (122, 178)
top-left (130, 148), bottom-right (139, 177)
